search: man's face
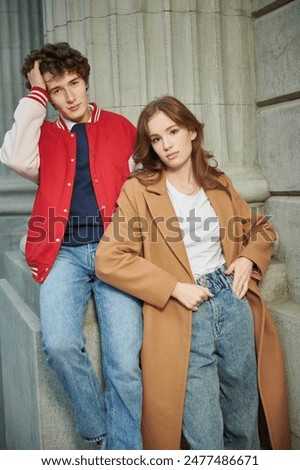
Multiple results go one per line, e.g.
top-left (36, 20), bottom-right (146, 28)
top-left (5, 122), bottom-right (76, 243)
top-left (44, 71), bottom-right (90, 123)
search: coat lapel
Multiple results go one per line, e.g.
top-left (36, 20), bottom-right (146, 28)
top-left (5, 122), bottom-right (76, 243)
top-left (143, 173), bottom-right (193, 279)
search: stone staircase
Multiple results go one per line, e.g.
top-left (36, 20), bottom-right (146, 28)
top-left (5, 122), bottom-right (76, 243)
top-left (0, 250), bottom-right (299, 449)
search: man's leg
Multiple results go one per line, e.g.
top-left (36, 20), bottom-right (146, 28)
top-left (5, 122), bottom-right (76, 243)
top-left (93, 279), bottom-right (143, 450)
top-left (40, 245), bottom-right (106, 442)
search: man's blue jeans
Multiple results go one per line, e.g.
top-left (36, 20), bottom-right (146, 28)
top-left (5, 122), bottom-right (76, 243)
top-left (39, 243), bottom-right (143, 449)
top-left (183, 264), bottom-right (260, 450)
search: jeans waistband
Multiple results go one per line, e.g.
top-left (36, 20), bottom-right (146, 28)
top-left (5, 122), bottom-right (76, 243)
top-left (195, 264), bottom-right (232, 295)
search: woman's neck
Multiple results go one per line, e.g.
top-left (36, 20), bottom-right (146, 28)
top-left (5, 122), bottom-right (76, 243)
top-left (166, 167), bottom-right (199, 196)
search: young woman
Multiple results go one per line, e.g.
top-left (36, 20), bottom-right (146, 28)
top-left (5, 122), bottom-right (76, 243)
top-left (95, 96), bottom-right (290, 450)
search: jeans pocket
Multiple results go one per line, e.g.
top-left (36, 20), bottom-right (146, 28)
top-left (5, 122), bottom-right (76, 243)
top-left (228, 275), bottom-right (247, 302)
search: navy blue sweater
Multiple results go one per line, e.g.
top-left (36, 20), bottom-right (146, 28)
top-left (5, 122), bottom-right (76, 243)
top-left (63, 123), bottom-right (104, 245)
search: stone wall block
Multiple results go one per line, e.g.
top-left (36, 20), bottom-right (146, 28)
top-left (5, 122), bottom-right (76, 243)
top-left (265, 197), bottom-right (300, 303)
top-left (258, 100), bottom-right (300, 192)
top-left (254, 0), bottom-right (300, 102)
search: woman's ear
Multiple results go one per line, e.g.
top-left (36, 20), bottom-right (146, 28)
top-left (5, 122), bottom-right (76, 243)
top-left (190, 129), bottom-right (197, 141)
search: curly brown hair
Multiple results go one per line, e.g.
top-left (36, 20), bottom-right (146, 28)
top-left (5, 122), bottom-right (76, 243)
top-left (21, 42), bottom-right (90, 90)
top-left (132, 96), bottom-right (229, 194)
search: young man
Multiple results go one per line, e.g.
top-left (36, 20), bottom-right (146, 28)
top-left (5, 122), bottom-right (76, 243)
top-left (0, 42), bottom-right (142, 450)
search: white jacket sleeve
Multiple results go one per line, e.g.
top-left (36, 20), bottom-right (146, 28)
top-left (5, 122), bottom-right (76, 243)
top-left (0, 87), bottom-right (48, 184)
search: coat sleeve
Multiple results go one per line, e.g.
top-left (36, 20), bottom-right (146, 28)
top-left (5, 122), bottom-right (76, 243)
top-left (0, 87), bottom-right (48, 184)
top-left (95, 181), bottom-right (178, 309)
top-left (227, 177), bottom-right (277, 280)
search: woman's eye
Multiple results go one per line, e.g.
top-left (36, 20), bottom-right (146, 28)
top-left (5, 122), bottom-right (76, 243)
top-left (170, 129), bottom-right (179, 135)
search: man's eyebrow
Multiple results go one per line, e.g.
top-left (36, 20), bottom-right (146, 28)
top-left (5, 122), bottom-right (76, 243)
top-left (47, 76), bottom-right (80, 93)
top-left (47, 84), bottom-right (60, 93)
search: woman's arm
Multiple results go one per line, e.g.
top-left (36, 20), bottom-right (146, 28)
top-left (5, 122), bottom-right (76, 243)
top-left (224, 177), bottom-right (277, 296)
top-left (96, 182), bottom-right (179, 309)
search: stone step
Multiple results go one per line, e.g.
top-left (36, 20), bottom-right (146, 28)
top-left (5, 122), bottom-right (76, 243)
top-left (269, 300), bottom-right (300, 450)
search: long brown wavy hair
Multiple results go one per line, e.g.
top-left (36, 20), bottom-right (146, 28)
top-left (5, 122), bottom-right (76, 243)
top-left (132, 96), bottom-right (229, 194)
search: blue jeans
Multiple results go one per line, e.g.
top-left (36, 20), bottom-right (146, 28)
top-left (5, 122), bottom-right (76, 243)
top-left (183, 264), bottom-right (260, 450)
top-left (39, 243), bottom-right (143, 449)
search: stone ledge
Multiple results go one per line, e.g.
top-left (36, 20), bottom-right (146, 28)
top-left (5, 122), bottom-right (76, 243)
top-left (261, 260), bottom-right (288, 304)
top-left (3, 251), bottom-right (39, 316)
top-left (0, 277), bottom-right (101, 449)
top-left (269, 300), bottom-right (300, 450)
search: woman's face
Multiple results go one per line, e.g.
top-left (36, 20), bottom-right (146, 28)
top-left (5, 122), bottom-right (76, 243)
top-left (147, 111), bottom-right (196, 172)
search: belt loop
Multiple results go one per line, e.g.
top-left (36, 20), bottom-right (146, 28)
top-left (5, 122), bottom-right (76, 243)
top-left (196, 274), bottom-right (207, 287)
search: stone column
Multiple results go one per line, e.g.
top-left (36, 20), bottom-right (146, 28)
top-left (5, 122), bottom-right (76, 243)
top-left (43, 0), bottom-right (269, 202)
top-left (0, 0), bottom-right (43, 257)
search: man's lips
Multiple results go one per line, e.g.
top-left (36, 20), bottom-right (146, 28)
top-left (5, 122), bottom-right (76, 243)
top-left (68, 104), bottom-right (80, 111)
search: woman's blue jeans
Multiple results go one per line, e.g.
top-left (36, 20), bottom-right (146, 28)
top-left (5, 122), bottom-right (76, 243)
top-left (183, 264), bottom-right (260, 450)
top-left (39, 243), bottom-right (143, 449)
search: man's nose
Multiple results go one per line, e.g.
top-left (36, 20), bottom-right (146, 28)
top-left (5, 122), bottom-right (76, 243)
top-left (65, 89), bottom-right (75, 102)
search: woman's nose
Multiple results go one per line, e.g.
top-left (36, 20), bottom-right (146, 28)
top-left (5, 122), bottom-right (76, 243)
top-left (162, 138), bottom-right (172, 150)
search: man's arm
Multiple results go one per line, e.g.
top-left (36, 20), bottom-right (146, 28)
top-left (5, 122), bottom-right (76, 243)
top-left (0, 61), bottom-right (48, 184)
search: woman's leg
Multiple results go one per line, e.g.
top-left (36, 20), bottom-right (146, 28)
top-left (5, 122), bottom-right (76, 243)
top-left (183, 299), bottom-right (224, 450)
top-left (216, 286), bottom-right (260, 450)
top-left (183, 266), bottom-right (259, 450)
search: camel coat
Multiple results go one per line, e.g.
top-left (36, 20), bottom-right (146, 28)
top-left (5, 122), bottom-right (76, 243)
top-left (95, 172), bottom-right (291, 450)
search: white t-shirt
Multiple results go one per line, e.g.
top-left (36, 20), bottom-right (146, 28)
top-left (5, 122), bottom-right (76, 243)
top-left (167, 180), bottom-right (225, 277)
